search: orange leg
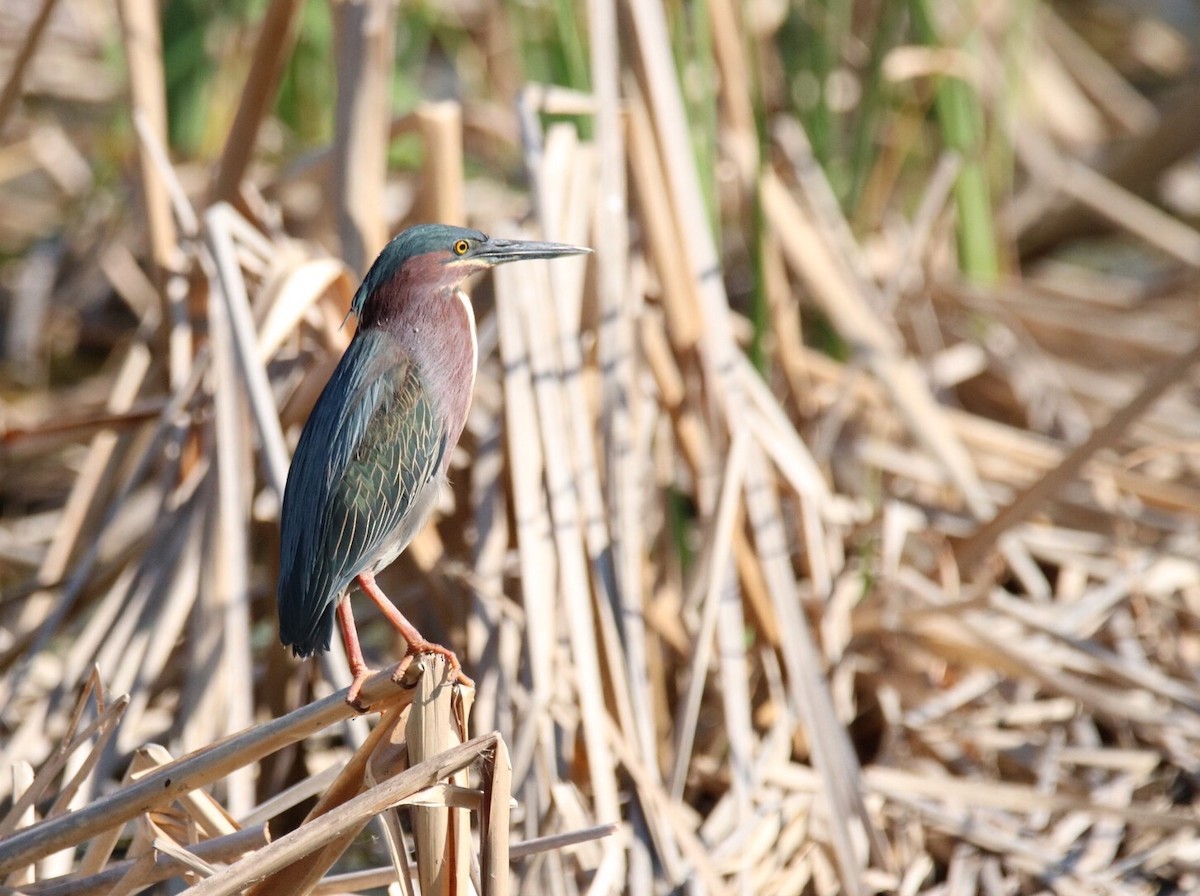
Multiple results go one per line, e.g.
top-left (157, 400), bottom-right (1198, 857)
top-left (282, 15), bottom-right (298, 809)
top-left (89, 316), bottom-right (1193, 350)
top-left (336, 597), bottom-right (372, 711)
top-left (356, 572), bottom-right (474, 687)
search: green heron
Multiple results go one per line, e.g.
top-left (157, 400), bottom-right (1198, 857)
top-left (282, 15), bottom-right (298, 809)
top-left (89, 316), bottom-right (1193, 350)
top-left (278, 223), bottom-right (589, 708)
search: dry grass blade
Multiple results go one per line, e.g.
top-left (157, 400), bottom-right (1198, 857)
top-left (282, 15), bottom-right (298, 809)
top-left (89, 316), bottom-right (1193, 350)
top-left (205, 273), bottom-right (256, 818)
top-left (957, 337), bottom-right (1200, 567)
top-left (254, 258), bottom-right (352, 361)
top-left (205, 203), bottom-right (291, 495)
top-left (669, 429), bottom-right (749, 799)
top-left (742, 440), bottom-right (883, 891)
top-left (1017, 131), bottom-right (1200, 266)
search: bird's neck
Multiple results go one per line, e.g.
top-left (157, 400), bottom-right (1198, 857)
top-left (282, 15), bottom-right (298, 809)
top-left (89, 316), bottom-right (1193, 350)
top-left (390, 285), bottom-right (477, 460)
top-left (360, 252), bottom-right (478, 461)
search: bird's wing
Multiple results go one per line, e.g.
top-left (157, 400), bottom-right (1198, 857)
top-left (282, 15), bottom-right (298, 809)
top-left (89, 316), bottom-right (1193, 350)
top-left (278, 328), bottom-right (446, 652)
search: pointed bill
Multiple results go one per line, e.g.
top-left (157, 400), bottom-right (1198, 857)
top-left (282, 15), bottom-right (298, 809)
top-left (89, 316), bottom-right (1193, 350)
top-left (471, 237), bottom-right (592, 265)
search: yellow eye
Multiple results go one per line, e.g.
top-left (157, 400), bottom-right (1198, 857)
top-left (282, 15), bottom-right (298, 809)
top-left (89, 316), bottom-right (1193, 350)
top-left (453, 239), bottom-right (470, 256)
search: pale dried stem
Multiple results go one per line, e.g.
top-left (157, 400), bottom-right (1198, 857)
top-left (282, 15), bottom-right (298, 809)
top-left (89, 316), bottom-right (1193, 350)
top-left (186, 733), bottom-right (501, 896)
top-left (404, 655), bottom-right (472, 895)
top-left (416, 101), bottom-right (466, 226)
top-left (114, 0), bottom-right (178, 279)
top-left (210, 0), bottom-right (305, 206)
top-left (0, 662), bottom-right (422, 877)
top-left (331, 0), bottom-right (397, 274)
top-left (0, 0), bottom-right (61, 131)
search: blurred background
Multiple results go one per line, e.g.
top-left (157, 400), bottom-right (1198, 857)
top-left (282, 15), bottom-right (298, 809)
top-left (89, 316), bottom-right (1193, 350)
top-left (4, 0), bottom-right (1200, 893)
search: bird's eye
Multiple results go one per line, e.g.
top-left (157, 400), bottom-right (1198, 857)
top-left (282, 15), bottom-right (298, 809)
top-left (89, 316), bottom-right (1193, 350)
top-left (453, 239), bottom-right (470, 256)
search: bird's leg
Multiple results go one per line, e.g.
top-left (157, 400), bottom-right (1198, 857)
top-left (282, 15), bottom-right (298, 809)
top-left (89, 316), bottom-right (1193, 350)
top-left (336, 597), bottom-right (372, 711)
top-left (356, 572), bottom-right (474, 687)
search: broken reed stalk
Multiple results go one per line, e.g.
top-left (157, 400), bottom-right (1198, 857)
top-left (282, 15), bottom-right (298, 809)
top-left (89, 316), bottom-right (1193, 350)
top-left (246, 693), bottom-right (413, 895)
top-left (416, 101), bottom-right (466, 226)
top-left (186, 733), bottom-right (503, 896)
top-left (1, 661), bottom-right (522, 895)
top-left (0, 662), bottom-right (422, 878)
top-left (404, 655), bottom-right (474, 895)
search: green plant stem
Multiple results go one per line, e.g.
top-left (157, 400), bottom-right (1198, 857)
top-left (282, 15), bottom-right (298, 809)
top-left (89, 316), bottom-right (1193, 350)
top-left (909, 0), bottom-right (999, 284)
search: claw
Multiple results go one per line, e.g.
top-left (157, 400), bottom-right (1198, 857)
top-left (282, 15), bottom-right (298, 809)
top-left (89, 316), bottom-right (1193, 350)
top-left (346, 669), bottom-right (372, 713)
top-left (405, 640), bottom-right (475, 688)
top-left (391, 655), bottom-right (422, 688)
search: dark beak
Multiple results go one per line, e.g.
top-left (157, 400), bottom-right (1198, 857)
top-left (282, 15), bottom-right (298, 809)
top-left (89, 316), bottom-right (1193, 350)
top-left (473, 237), bottom-right (592, 265)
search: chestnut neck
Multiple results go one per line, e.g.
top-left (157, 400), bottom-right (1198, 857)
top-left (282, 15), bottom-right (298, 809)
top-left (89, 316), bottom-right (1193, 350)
top-left (357, 252), bottom-right (478, 461)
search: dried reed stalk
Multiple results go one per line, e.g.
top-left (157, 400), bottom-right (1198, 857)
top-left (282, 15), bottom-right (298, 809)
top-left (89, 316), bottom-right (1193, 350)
top-left (113, 0), bottom-right (177, 281)
top-left (210, 0), bottom-right (305, 207)
top-left (404, 655), bottom-right (472, 895)
top-left (0, 663), bottom-right (421, 877)
top-left (416, 101), bottom-right (465, 226)
top-left (0, 0), bottom-right (60, 129)
top-left (331, 0), bottom-right (396, 275)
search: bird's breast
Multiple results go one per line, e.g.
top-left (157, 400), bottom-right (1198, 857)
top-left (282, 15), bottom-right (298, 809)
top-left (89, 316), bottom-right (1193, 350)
top-left (398, 288), bottom-right (478, 465)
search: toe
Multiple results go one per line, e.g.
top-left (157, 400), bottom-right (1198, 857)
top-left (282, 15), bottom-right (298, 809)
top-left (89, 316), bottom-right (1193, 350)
top-left (346, 674), bottom-right (372, 712)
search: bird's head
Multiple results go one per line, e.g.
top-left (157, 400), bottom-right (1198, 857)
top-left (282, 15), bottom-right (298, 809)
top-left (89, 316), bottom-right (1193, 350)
top-left (349, 224), bottom-right (590, 325)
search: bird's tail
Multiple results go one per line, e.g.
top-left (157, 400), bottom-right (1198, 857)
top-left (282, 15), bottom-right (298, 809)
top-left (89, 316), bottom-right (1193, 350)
top-left (278, 595), bottom-right (336, 658)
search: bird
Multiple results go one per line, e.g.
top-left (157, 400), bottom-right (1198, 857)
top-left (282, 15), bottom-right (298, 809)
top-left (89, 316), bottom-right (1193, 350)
top-left (278, 223), bottom-right (589, 709)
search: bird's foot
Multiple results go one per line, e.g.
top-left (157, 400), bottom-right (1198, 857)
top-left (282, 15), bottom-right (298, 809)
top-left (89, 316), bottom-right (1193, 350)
top-left (405, 640), bottom-right (475, 688)
top-left (345, 668), bottom-right (374, 713)
top-left (390, 654), bottom-right (423, 688)
top-left (355, 574), bottom-right (475, 688)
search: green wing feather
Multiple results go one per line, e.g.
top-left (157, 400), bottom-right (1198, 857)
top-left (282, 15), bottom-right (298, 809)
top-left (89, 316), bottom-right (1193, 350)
top-left (278, 328), bottom-right (446, 655)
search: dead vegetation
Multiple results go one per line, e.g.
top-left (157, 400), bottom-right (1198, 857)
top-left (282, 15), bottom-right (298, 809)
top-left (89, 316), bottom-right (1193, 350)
top-left (3, 0), bottom-right (1200, 893)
